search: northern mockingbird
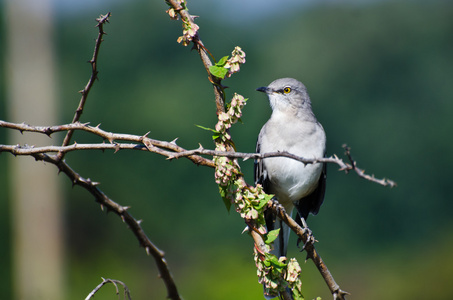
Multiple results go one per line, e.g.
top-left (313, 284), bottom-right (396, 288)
top-left (255, 78), bottom-right (327, 261)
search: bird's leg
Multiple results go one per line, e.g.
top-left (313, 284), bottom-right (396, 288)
top-left (296, 217), bottom-right (316, 252)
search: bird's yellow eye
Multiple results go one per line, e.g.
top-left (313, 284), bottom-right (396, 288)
top-left (283, 87), bottom-right (291, 94)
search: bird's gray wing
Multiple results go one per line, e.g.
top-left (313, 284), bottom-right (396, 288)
top-left (254, 136), bottom-right (268, 189)
top-left (254, 134), bottom-right (288, 256)
top-left (254, 134), bottom-right (273, 224)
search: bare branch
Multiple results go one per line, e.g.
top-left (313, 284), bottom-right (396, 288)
top-left (268, 199), bottom-right (349, 300)
top-left (165, 0), bottom-right (225, 114)
top-left (0, 120), bottom-right (215, 168)
top-left (0, 119), bottom-right (395, 187)
top-left (85, 277), bottom-right (132, 300)
top-left (26, 152), bottom-right (182, 300)
top-left (57, 12), bottom-right (111, 160)
top-left (168, 147), bottom-right (396, 187)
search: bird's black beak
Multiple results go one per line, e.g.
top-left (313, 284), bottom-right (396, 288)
top-left (256, 86), bottom-right (270, 93)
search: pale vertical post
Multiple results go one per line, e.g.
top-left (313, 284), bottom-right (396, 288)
top-left (5, 0), bottom-right (64, 299)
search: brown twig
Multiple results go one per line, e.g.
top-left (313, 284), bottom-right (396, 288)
top-left (268, 199), bottom-right (349, 300)
top-left (166, 147), bottom-right (396, 187)
top-left (0, 119), bottom-right (395, 187)
top-left (85, 277), bottom-right (132, 300)
top-left (0, 120), bottom-right (215, 168)
top-left (57, 12), bottom-right (111, 161)
top-left (165, 0), bottom-right (225, 114)
top-left (28, 151), bottom-right (181, 300)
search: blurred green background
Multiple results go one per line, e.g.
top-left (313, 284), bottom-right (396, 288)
top-left (1, 0), bottom-right (453, 299)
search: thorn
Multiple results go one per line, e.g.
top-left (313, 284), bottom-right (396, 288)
top-left (145, 247), bottom-right (150, 256)
top-left (170, 137), bottom-right (179, 145)
top-left (44, 128), bottom-right (53, 137)
top-left (241, 226), bottom-right (250, 234)
top-left (100, 204), bottom-right (104, 211)
top-left (95, 123), bottom-right (102, 128)
top-left (143, 131), bottom-right (151, 138)
top-left (137, 219), bottom-right (143, 225)
top-left (114, 143), bottom-right (120, 153)
top-left (197, 143), bottom-right (204, 150)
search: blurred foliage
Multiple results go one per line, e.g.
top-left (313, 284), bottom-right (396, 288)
top-left (1, 0), bottom-right (453, 299)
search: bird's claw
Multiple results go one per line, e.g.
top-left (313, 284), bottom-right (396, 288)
top-left (297, 227), bottom-right (316, 252)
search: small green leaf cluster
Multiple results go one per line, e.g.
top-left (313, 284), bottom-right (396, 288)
top-left (255, 251), bottom-right (304, 300)
top-left (212, 93), bottom-right (271, 226)
top-left (209, 46), bottom-right (246, 79)
top-left (209, 56), bottom-right (230, 80)
top-left (212, 93), bottom-right (249, 211)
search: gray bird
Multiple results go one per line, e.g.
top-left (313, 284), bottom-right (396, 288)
top-left (255, 78), bottom-right (327, 261)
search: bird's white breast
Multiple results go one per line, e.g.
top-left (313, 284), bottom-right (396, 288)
top-left (259, 111), bottom-right (325, 209)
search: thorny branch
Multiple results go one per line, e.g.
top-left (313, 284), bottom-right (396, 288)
top-left (0, 120), bottom-right (215, 168)
top-left (85, 278), bottom-right (132, 300)
top-left (28, 150), bottom-right (182, 300)
top-left (167, 146), bottom-right (396, 187)
top-left (268, 200), bottom-right (349, 300)
top-left (165, 0), bottom-right (225, 113)
top-left (0, 120), bottom-right (395, 187)
top-left (57, 12), bottom-right (110, 161)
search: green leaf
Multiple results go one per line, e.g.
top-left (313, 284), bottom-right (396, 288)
top-left (292, 289), bottom-right (305, 300)
top-left (255, 193), bottom-right (273, 210)
top-left (209, 56), bottom-right (230, 79)
top-left (264, 229), bottom-right (280, 244)
top-left (222, 196), bottom-right (232, 212)
top-left (219, 186), bottom-right (232, 212)
top-left (216, 56), bottom-right (229, 66)
top-left (209, 65), bottom-right (229, 79)
top-left (195, 124), bottom-right (221, 140)
top-left (265, 253), bottom-right (287, 269)
top-left (195, 124), bottom-right (217, 133)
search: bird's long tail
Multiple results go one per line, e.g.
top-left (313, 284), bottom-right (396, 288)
top-left (263, 208), bottom-right (293, 299)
